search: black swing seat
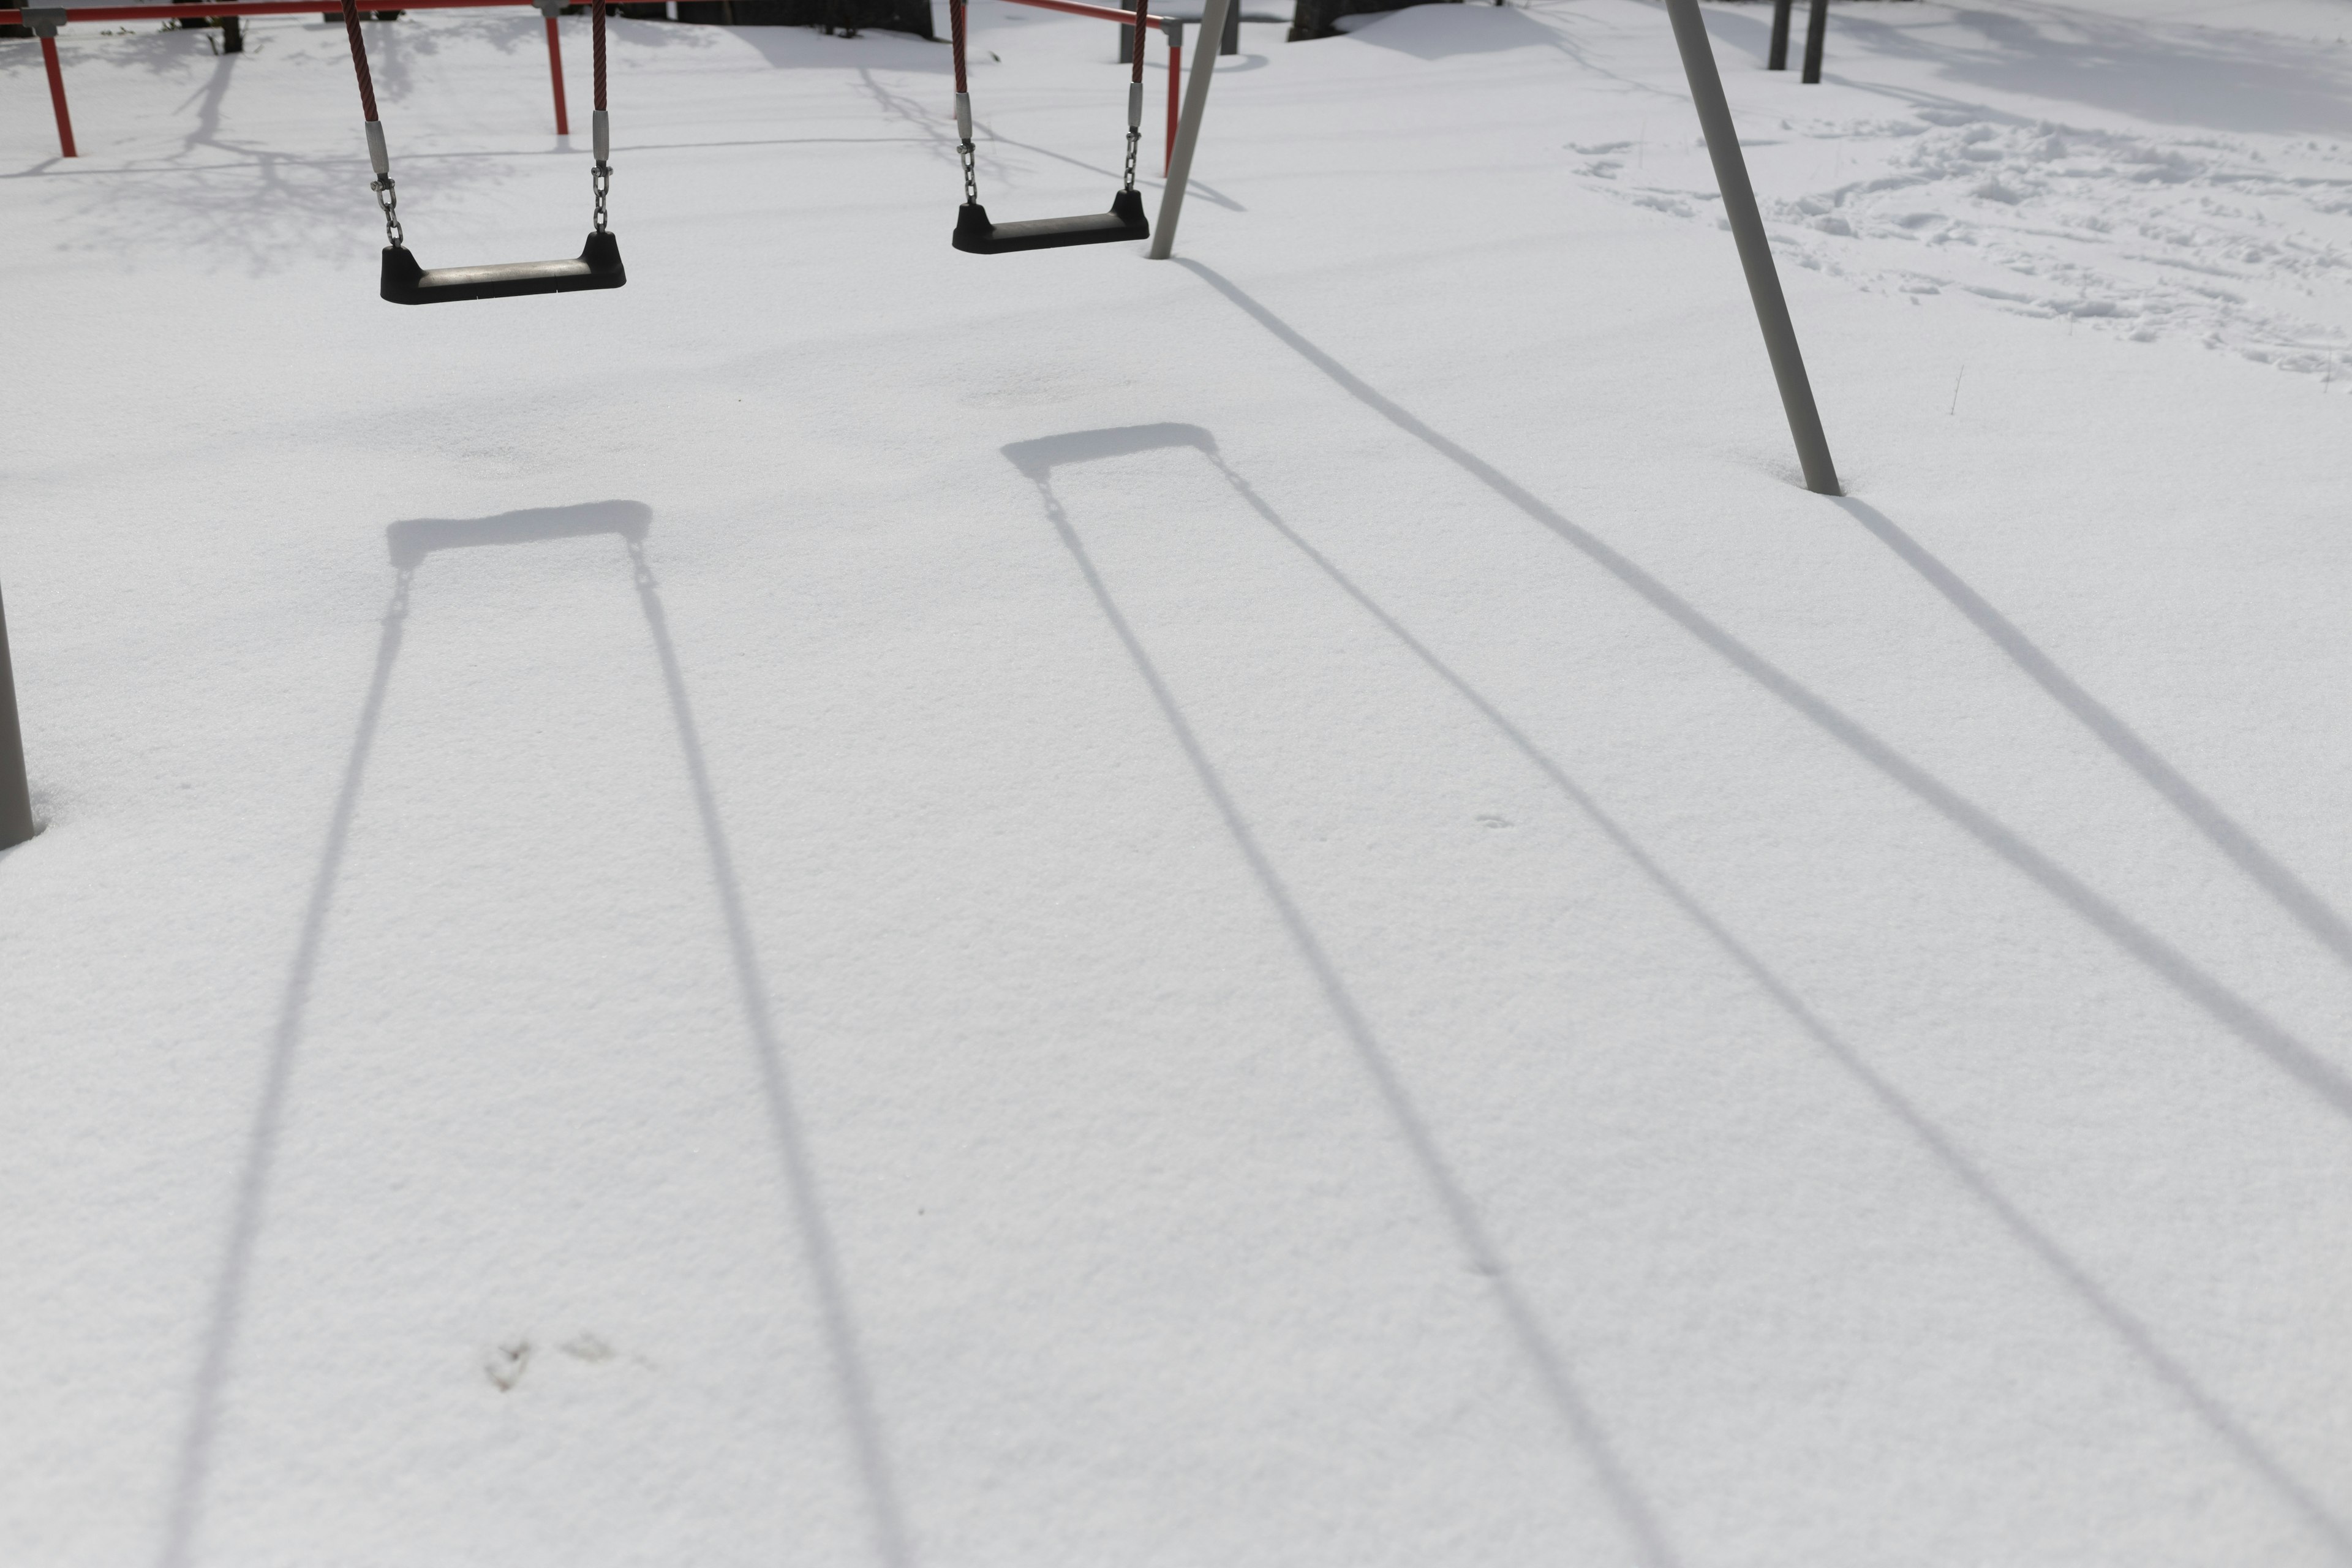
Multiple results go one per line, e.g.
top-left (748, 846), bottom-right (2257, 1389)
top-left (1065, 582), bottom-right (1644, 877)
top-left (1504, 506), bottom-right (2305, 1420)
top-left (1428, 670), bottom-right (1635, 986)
top-left (380, 231), bottom-right (627, 304)
top-left (953, 190), bottom-right (1148, 255)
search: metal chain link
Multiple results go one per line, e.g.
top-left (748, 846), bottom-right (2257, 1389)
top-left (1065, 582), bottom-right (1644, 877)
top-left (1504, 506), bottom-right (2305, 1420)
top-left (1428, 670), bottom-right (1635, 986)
top-left (1121, 126), bottom-right (1139, 193)
top-left (372, 175), bottom-right (404, 247)
top-left (592, 162), bottom-right (611, 233)
top-left (959, 139), bottom-right (978, 206)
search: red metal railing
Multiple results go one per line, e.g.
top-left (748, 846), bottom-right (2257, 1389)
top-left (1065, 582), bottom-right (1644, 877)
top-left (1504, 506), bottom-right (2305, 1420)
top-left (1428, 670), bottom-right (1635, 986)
top-left (4, 0), bottom-right (1188, 171)
top-left (4, 0), bottom-right (577, 159)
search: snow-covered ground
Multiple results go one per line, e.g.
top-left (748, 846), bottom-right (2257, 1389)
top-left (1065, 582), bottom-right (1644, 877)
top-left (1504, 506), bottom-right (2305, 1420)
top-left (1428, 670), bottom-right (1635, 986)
top-left (4, 1), bottom-right (2350, 1564)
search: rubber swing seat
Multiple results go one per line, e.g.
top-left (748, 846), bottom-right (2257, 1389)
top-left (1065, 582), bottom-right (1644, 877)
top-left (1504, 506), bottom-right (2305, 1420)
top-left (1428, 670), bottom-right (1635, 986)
top-left (952, 190), bottom-right (1148, 255)
top-left (380, 231), bottom-right (627, 304)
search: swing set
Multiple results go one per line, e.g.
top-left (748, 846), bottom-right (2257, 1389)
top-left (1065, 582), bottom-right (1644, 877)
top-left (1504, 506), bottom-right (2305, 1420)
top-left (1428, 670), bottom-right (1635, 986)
top-left (0, 0), bottom-right (1845, 873)
top-left (9, 0), bottom-right (1196, 287)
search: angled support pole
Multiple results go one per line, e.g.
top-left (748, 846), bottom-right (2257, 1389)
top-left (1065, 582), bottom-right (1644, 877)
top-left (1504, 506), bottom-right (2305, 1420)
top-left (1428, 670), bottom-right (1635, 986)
top-left (0, 584), bottom-right (36, 851)
top-left (1663, 0), bottom-right (1839, 495)
top-left (1146, 0), bottom-right (1231, 259)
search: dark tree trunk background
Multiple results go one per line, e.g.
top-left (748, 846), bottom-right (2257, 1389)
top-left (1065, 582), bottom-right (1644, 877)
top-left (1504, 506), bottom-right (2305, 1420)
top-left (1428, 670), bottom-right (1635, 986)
top-left (1288, 0), bottom-right (1457, 44)
top-left (673, 0), bottom-right (933, 37)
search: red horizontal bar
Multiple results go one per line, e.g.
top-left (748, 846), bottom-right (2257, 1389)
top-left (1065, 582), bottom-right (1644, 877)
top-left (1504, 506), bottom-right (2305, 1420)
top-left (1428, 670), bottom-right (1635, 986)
top-left (2, 0), bottom-right (1174, 23)
top-left (1, 0), bottom-right (551, 21)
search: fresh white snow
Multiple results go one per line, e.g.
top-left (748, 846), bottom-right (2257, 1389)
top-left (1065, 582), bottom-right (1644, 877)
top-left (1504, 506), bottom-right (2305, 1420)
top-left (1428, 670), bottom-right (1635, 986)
top-left (4, 1), bottom-right (2350, 1564)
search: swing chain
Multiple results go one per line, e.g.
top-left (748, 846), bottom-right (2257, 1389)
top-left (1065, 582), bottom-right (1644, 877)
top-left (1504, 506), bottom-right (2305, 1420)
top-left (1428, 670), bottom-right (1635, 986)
top-left (959, 138), bottom-right (978, 206)
top-left (1122, 126), bottom-right (1139, 193)
top-left (372, 175), bottom-right (404, 247)
top-left (592, 161), bottom-right (612, 233)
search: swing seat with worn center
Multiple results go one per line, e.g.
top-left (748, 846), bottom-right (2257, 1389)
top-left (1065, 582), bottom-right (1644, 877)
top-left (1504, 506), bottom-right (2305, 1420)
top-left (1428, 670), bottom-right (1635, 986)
top-left (336, 0), bottom-right (627, 304)
top-left (946, 0), bottom-right (1152, 254)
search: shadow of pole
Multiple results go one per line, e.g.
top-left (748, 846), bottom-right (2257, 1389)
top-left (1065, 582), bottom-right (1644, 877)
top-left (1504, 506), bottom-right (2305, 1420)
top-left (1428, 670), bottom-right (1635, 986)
top-left (1005, 435), bottom-right (1686, 1568)
top-left (158, 565), bottom-right (413, 1568)
top-left (1834, 496), bottom-right (2352, 978)
top-left (161, 504), bottom-right (910, 1568)
top-left (1172, 258), bottom-right (2352, 1131)
top-left (624, 539), bottom-right (914, 1568)
top-left (1155, 425), bottom-right (2352, 1560)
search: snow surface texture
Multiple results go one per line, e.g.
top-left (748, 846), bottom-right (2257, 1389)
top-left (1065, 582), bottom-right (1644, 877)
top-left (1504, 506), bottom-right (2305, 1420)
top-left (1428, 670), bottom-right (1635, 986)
top-left (3, 1), bottom-right (2350, 1566)
top-left (1572, 1), bottom-right (2352, 375)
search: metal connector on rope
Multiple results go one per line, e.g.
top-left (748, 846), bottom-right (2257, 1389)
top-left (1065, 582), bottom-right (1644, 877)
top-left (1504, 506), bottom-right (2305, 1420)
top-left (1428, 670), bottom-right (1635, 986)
top-left (1126, 80), bottom-right (1142, 129)
top-left (954, 91), bottom-right (973, 143)
top-left (362, 118), bottom-right (403, 245)
top-left (592, 108), bottom-right (609, 164)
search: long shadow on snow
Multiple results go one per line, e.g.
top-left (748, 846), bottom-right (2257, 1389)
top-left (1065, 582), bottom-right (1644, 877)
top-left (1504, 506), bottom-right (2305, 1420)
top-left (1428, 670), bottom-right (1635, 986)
top-left (159, 502), bottom-right (912, 1568)
top-left (1175, 258), bottom-right (2352, 1131)
top-left (1021, 421), bottom-right (2352, 1559)
top-left (1004, 426), bottom-right (1687, 1568)
top-left (1835, 496), bottom-right (2352, 980)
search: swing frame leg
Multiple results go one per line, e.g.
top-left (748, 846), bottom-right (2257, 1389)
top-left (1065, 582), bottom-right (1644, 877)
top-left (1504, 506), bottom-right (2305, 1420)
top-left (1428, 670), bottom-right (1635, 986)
top-left (1147, 0), bottom-right (1229, 260)
top-left (0, 584), bottom-right (37, 851)
top-left (34, 22), bottom-right (77, 159)
top-left (1800, 0), bottom-right (1828, 84)
top-left (535, 0), bottom-right (570, 135)
top-left (1663, 0), bottom-right (1839, 494)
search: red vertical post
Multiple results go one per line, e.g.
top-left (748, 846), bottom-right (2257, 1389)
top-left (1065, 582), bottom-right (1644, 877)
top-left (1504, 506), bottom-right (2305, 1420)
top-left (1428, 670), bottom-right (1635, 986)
top-left (40, 34), bottom-right (77, 159)
top-left (1164, 34), bottom-right (1179, 175)
top-left (545, 14), bottom-right (570, 135)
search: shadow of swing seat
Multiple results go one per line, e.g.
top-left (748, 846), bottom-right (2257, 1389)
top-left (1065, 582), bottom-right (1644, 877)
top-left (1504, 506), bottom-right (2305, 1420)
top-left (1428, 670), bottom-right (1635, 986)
top-left (952, 190), bottom-right (1150, 254)
top-left (380, 232), bottom-right (627, 304)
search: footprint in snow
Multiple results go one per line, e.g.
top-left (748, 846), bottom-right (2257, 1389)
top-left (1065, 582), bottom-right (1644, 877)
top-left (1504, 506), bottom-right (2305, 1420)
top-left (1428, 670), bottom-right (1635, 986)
top-left (484, 1340), bottom-right (532, 1392)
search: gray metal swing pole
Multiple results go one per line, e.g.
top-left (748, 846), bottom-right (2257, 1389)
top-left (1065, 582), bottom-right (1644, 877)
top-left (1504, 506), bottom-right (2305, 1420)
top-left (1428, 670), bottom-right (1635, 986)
top-left (0, 584), bottom-right (36, 851)
top-left (1147, 0), bottom-right (1234, 260)
top-left (1663, 0), bottom-right (1840, 495)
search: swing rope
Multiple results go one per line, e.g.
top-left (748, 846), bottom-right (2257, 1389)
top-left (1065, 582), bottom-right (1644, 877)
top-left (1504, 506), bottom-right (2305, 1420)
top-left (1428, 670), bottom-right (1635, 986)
top-left (338, 0), bottom-right (612, 252)
top-left (591, 0), bottom-right (611, 233)
top-left (949, 0), bottom-right (1149, 211)
top-left (338, 0), bottom-right (402, 246)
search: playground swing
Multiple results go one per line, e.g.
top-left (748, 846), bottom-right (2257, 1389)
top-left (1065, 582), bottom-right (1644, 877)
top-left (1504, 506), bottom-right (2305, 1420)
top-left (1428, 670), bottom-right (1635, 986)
top-left (948, 0), bottom-right (1152, 254)
top-left (337, 0), bottom-right (625, 303)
